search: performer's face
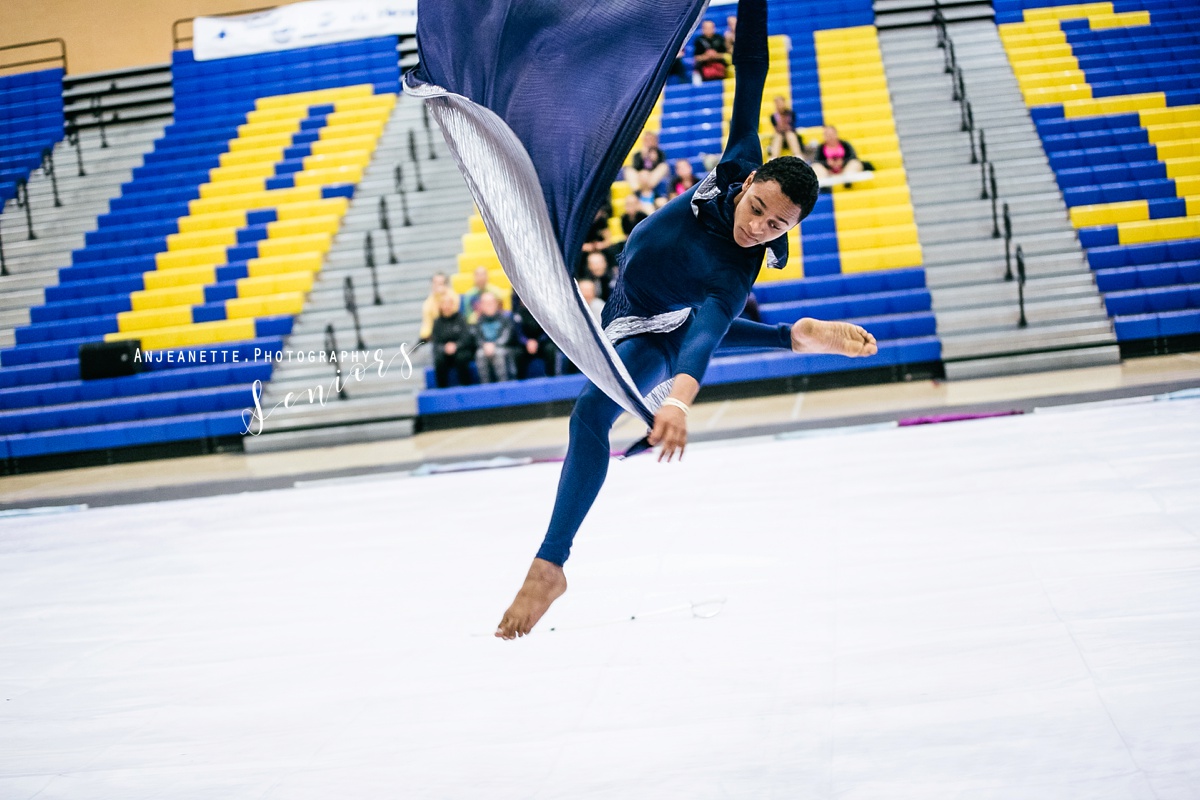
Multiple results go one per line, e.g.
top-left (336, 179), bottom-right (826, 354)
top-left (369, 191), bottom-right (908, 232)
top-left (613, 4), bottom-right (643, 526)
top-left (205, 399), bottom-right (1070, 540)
top-left (732, 176), bottom-right (801, 248)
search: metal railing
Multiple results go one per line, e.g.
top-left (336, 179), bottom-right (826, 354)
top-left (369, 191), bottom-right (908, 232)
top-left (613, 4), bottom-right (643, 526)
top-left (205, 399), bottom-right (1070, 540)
top-left (363, 232), bottom-right (384, 306)
top-left (408, 129), bottom-right (426, 192)
top-left (394, 164), bottom-right (413, 226)
top-left (0, 38), bottom-right (67, 77)
top-left (937, 9), bottom-right (1028, 326)
top-left (323, 323), bottom-right (349, 400)
top-left (378, 196), bottom-right (398, 264)
top-left (343, 276), bottom-right (367, 351)
top-left (172, 7), bottom-right (278, 50)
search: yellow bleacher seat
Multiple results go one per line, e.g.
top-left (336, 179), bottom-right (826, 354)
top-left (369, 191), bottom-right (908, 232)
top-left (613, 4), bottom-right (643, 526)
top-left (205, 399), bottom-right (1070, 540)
top-left (156, 245), bottom-right (228, 272)
top-left (116, 306), bottom-right (194, 333)
top-left (106, 318), bottom-right (257, 351)
top-left (1070, 199), bottom-right (1149, 227)
top-left (840, 243), bottom-right (923, 273)
top-left (245, 252), bottom-right (325, 278)
top-left (226, 292), bottom-right (307, 319)
top-left (130, 285), bottom-right (207, 312)
top-left (1118, 217), bottom-right (1200, 245)
top-left (257, 233), bottom-right (332, 258)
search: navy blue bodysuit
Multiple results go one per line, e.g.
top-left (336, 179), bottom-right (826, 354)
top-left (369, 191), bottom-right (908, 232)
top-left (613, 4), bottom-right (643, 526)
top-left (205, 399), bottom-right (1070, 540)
top-left (537, 0), bottom-right (794, 566)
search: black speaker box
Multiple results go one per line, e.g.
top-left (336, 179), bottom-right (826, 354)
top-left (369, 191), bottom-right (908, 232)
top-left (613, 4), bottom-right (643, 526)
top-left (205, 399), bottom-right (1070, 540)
top-left (78, 340), bottom-right (144, 381)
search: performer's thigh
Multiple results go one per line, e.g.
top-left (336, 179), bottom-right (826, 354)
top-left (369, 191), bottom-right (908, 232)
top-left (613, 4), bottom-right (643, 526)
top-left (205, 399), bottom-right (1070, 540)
top-left (572, 334), bottom-right (673, 432)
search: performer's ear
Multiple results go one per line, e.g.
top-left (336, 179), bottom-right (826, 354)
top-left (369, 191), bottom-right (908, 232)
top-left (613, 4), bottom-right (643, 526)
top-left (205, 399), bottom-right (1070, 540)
top-left (742, 171), bottom-right (756, 191)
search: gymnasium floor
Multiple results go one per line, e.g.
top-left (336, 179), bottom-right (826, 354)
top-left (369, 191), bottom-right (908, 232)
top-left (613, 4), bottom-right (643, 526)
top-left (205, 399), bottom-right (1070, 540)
top-left (2, 387), bottom-right (1198, 798)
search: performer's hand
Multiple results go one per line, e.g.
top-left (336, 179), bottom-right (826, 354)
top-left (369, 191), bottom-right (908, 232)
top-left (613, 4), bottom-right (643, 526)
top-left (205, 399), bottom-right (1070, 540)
top-left (648, 405), bottom-right (688, 463)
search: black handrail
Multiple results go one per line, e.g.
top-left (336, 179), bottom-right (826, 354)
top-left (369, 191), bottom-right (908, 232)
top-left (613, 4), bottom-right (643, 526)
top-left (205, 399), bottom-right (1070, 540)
top-left (989, 163), bottom-right (1000, 238)
top-left (1016, 245), bottom-right (1028, 328)
top-left (364, 231), bottom-right (384, 306)
top-left (41, 149), bottom-right (63, 208)
top-left (422, 103), bottom-right (438, 160)
top-left (408, 130), bottom-right (426, 191)
top-left (172, 7), bottom-right (278, 49)
top-left (978, 128), bottom-right (988, 165)
top-left (65, 120), bottom-right (86, 177)
top-left (394, 164), bottom-right (413, 226)
top-left (379, 196), bottom-right (398, 264)
top-left (969, 128), bottom-right (978, 164)
top-left (980, 155), bottom-right (989, 201)
top-left (1003, 203), bottom-right (1014, 281)
top-left (0, 38), bottom-right (68, 76)
top-left (0, 216), bottom-right (8, 277)
top-left (15, 180), bottom-right (35, 239)
top-left (89, 95), bottom-right (109, 149)
top-left (944, 38), bottom-right (956, 75)
top-left (323, 323), bottom-right (349, 400)
top-left (343, 275), bottom-right (367, 351)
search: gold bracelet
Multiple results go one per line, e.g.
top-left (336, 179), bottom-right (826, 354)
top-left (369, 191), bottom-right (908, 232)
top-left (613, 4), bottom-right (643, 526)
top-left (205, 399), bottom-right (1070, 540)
top-left (660, 397), bottom-right (689, 416)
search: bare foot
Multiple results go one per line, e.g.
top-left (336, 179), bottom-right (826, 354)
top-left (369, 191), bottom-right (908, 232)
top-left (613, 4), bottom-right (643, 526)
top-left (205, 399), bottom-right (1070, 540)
top-left (791, 317), bottom-right (878, 357)
top-left (495, 558), bottom-right (567, 640)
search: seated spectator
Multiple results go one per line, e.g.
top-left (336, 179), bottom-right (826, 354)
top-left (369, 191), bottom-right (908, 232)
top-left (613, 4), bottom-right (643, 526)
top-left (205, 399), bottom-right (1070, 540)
top-left (431, 293), bottom-right (475, 388)
top-left (620, 192), bottom-right (649, 236)
top-left (669, 158), bottom-right (698, 198)
top-left (667, 45), bottom-right (688, 84)
top-left (581, 200), bottom-right (613, 256)
top-left (418, 272), bottom-right (457, 342)
top-left (693, 19), bottom-right (728, 82)
top-left (583, 251), bottom-right (614, 302)
top-left (768, 96), bottom-right (804, 161)
top-left (511, 292), bottom-right (559, 379)
top-left (724, 15), bottom-right (737, 56)
top-left (623, 131), bottom-right (670, 206)
top-left (461, 265), bottom-right (505, 322)
top-left (578, 278), bottom-right (605, 322)
top-left (812, 125), bottom-right (867, 183)
top-left (472, 291), bottom-right (517, 383)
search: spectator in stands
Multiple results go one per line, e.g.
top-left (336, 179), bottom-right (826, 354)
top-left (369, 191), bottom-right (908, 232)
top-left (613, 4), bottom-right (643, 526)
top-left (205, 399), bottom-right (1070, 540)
top-left (668, 45), bottom-right (689, 83)
top-left (418, 272), bottom-right (457, 342)
top-left (462, 265), bottom-right (505, 322)
top-left (693, 19), bottom-right (729, 82)
top-left (583, 251), bottom-right (614, 302)
top-left (581, 200), bottom-right (613, 256)
top-left (724, 15), bottom-right (737, 56)
top-left (620, 192), bottom-right (649, 236)
top-left (511, 292), bottom-right (559, 379)
top-left (624, 131), bottom-right (671, 207)
top-left (812, 125), bottom-right (866, 182)
top-left (578, 279), bottom-right (605, 322)
top-left (431, 293), bottom-right (475, 388)
top-left (669, 158), bottom-right (698, 199)
top-left (472, 291), bottom-right (517, 382)
top-left (769, 96), bottom-right (804, 161)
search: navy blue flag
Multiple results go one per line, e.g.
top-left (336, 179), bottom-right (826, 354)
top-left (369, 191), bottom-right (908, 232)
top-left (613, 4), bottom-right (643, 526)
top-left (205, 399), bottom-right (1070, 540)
top-left (406, 0), bottom-right (710, 426)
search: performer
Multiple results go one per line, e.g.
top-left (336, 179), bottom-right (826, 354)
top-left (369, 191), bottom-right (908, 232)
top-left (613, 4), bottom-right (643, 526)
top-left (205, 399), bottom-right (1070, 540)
top-left (494, 0), bottom-right (877, 639)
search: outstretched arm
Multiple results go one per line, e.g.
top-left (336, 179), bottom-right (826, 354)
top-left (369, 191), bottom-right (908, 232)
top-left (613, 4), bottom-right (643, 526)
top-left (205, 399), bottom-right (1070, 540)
top-left (723, 0), bottom-right (769, 162)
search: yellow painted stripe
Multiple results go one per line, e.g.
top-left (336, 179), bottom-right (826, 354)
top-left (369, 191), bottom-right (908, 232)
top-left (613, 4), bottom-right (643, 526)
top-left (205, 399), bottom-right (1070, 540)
top-left (1069, 199), bottom-right (1149, 228)
top-left (105, 319), bottom-right (257, 350)
top-left (1024, 2), bottom-right (1113, 21)
top-left (1117, 216), bottom-right (1200, 245)
top-left (1063, 92), bottom-right (1165, 119)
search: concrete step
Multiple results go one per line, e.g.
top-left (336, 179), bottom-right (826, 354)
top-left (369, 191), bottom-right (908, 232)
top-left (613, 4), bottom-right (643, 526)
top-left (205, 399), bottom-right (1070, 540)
top-left (940, 319), bottom-right (1115, 360)
top-left (931, 272), bottom-right (1099, 308)
top-left (924, 251), bottom-right (1090, 287)
top-left (241, 418), bottom-right (414, 454)
top-left (943, 344), bottom-right (1121, 379)
top-left (934, 295), bottom-right (1108, 333)
top-left (915, 191), bottom-right (1066, 223)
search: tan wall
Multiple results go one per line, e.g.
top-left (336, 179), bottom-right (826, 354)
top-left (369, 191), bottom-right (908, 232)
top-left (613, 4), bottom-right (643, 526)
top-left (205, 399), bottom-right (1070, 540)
top-left (0, 1), bottom-right (305, 76)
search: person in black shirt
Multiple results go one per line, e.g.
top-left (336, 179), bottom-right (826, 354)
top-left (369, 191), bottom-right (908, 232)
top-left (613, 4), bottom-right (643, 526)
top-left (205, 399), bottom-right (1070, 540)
top-left (620, 192), bottom-right (649, 236)
top-left (693, 18), bottom-right (728, 81)
top-left (430, 293), bottom-right (476, 388)
top-left (511, 292), bottom-right (560, 379)
top-left (623, 130), bottom-right (670, 205)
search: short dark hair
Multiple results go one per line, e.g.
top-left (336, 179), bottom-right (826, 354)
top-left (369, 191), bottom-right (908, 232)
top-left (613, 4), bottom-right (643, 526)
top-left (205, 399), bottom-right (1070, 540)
top-left (754, 157), bottom-right (819, 222)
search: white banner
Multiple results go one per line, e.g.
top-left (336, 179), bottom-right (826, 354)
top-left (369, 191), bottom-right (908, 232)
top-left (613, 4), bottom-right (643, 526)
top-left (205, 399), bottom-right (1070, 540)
top-left (193, 0), bottom-right (418, 61)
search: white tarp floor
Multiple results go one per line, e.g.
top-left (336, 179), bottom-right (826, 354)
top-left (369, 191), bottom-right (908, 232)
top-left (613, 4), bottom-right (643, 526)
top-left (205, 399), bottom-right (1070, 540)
top-left (2, 397), bottom-right (1199, 799)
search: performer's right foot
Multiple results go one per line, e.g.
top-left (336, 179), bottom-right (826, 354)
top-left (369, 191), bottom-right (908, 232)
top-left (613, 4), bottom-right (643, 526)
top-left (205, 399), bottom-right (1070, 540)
top-left (791, 317), bottom-right (878, 358)
top-left (495, 558), bottom-right (567, 640)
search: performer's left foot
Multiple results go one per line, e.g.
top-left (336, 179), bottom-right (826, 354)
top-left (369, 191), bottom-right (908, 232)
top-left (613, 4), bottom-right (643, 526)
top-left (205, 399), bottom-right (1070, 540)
top-left (791, 317), bottom-right (878, 357)
top-left (495, 558), bottom-right (567, 640)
